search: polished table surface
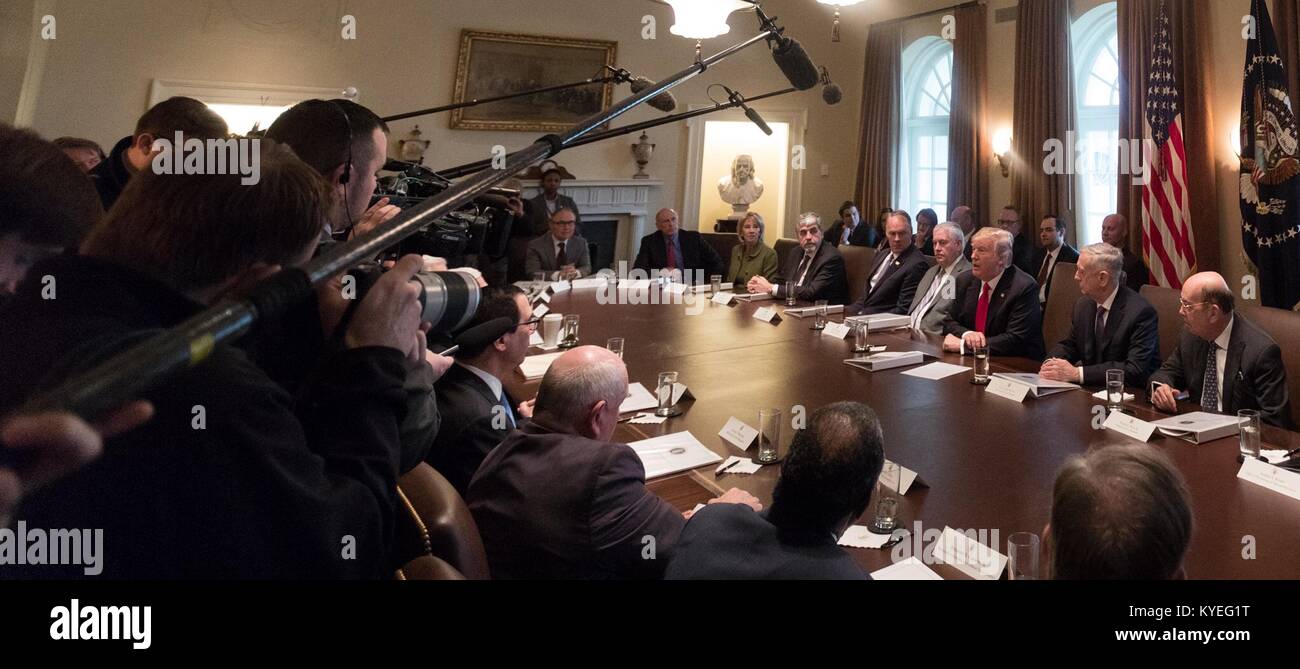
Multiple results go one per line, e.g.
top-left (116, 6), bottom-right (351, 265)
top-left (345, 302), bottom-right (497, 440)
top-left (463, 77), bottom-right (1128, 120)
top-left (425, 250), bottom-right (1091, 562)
top-left (504, 283), bottom-right (1300, 579)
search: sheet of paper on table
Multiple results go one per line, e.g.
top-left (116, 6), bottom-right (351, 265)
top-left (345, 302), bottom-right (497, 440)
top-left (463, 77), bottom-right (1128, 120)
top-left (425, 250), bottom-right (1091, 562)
top-left (901, 361), bottom-right (969, 380)
top-left (518, 351), bottom-right (564, 380)
top-left (627, 431), bottom-right (723, 479)
top-left (870, 556), bottom-right (944, 580)
top-left (619, 382), bottom-right (659, 414)
top-left (714, 455), bottom-right (762, 475)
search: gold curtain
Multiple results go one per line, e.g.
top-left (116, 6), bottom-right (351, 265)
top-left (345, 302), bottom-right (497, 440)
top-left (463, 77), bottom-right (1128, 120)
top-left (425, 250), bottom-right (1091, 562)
top-left (947, 2), bottom-right (989, 224)
top-left (853, 22), bottom-right (901, 220)
top-left (1011, 0), bottom-right (1076, 238)
top-left (1115, 0), bottom-right (1219, 272)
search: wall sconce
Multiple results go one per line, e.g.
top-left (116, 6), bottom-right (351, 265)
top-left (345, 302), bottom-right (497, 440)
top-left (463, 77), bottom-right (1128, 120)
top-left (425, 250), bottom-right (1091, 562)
top-left (993, 127), bottom-right (1013, 178)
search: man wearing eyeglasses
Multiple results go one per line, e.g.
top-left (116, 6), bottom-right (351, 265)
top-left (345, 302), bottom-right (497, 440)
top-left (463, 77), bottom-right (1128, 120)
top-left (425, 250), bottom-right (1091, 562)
top-left (427, 285), bottom-right (538, 495)
top-left (526, 208), bottom-right (590, 281)
top-left (1149, 272), bottom-right (1293, 428)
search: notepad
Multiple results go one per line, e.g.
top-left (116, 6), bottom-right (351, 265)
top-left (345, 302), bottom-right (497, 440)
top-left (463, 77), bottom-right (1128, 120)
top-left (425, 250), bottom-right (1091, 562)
top-left (901, 361), bottom-right (969, 380)
top-left (843, 351), bottom-right (925, 372)
top-left (991, 373), bottom-right (1078, 398)
top-left (783, 304), bottom-right (845, 318)
top-left (732, 292), bottom-right (774, 302)
top-left (518, 352), bottom-right (563, 381)
top-left (844, 313), bottom-right (912, 331)
top-left (1152, 411), bottom-right (1241, 444)
top-left (627, 431), bottom-right (723, 479)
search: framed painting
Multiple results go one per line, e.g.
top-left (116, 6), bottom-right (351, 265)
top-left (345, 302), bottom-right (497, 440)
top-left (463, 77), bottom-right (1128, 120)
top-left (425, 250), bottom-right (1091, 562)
top-left (450, 30), bottom-right (618, 132)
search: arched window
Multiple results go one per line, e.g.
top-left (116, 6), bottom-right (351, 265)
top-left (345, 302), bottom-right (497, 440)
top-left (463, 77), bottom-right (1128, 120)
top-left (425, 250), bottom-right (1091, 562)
top-left (1072, 3), bottom-right (1120, 246)
top-left (897, 37), bottom-right (953, 218)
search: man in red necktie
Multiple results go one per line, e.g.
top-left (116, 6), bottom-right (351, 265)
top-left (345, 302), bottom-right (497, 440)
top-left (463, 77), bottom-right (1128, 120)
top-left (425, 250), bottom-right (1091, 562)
top-left (940, 227), bottom-right (1045, 360)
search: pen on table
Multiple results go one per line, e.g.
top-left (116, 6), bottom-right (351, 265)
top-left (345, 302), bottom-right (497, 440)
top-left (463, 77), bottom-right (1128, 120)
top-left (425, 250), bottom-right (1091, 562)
top-left (715, 459), bottom-right (740, 478)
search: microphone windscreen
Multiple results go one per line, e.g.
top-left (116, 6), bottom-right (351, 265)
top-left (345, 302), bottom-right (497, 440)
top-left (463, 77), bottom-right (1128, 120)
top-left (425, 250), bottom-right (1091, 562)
top-left (453, 316), bottom-right (516, 352)
top-left (630, 77), bottom-right (678, 112)
top-left (822, 83), bottom-right (843, 106)
top-left (772, 37), bottom-right (819, 91)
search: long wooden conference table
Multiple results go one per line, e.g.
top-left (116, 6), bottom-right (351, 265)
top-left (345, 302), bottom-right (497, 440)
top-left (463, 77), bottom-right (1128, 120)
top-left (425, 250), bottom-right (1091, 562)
top-left (503, 282), bottom-right (1300, 579)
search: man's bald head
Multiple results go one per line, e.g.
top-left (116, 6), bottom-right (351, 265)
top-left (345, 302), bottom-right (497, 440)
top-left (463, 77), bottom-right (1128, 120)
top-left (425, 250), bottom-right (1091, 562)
top-left (950, 205), bottom-right (974, 234)
top-left (1101, 214), bottom-right (1128, 248)
top-left (1179, 271), bottom-right (1234, 341)
top-left (534, 345), bottom-right (629, 440)
top-left (655, 208), bottom-right (680, 237)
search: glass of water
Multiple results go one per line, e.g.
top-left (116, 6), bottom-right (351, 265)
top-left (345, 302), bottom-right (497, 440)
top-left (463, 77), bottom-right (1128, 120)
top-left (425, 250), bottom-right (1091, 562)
top-left (1007, 532), bottom-right (1040, 580)
top-left (558, 314), bottom-right (580, 348)
top-left (755, 408), bottom-right (782, 464)
top-left (784, 281), bottom-right (797, 306)
top-left (1105, 369), bottom-right (1125, 413)
top-left (871, 461), bottom-right (901, 533)
top-left (606, 337), bottom-right (624, 359)
top-left (1238, 409), bottom-right (1261, 460)
top-left (813, 300), bottom-right (828, 330)
top-left (655, 371), bottom-right (682, 417)
top-left (853, 322), bottom-right (869, 353)
top-left (710, 274), bottom-right (723, 294)
top-left (972, 343), bottom-right (990, 384)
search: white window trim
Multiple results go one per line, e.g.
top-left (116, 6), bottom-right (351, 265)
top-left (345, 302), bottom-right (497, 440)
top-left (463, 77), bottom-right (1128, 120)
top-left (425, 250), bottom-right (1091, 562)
top-left (898, 37), bottom-right (953, 218)
top-left (1071, 3), bottom-right (1120, 246)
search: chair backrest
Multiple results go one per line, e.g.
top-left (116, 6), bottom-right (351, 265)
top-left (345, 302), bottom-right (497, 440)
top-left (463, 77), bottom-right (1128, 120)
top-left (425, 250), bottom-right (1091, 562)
top-left (394, 463), bottom-right (491, 579)
top-left (1238, 303), bottom-right (1300, 428)
top-left (841, 246), bottom-right (876, 305)
top-left (774, 238), bottom-right (799, 269)
top-left (1042, 262), bottom-right (1081, 350)
top-left (701, 232), bottom-right (740, 267)
top-left (1140, 284), bottom-right (1183, 359)
top-left (395, 554), bottom-right (466, 580)
top-left (923, 254), bottom-right (937, 267)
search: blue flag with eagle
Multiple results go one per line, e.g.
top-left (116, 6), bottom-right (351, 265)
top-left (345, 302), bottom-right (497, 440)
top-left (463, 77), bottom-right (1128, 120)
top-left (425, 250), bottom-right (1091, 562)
top-left (1240, 0), bottom-right (1300, 310)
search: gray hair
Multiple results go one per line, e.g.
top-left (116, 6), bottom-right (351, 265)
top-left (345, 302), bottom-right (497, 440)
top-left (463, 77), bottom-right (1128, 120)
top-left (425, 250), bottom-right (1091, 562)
top-left (797, 212), bottom-right (823, 231)
top-left (533, 356), bottom-right (626, 428)
top-left (934, 221), bottom-right (964, 247)
top-left (737, 211), bottom-right (765, 240)
top-left (973, 226), bottom-right (1013, 264)
top-left (887, 210), bottom-right (913, 234)
top-left (549, 207), bottom-right (577, 222)
top-left (1081, 242), bottom-right (1123, 280)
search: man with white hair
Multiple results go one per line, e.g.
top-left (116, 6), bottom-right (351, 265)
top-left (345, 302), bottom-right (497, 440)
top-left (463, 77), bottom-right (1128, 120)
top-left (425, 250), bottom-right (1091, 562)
top-left (466, 346), bottom-right (760, 579)
top-left (941, 227), bottom-right (1045, 360)
top-left (1039, 243), bottom-right (1161, 387)
top-left (1149, 272), bottom-right (1293, 428)
top-left (906, 222), bottom-right (971, 334)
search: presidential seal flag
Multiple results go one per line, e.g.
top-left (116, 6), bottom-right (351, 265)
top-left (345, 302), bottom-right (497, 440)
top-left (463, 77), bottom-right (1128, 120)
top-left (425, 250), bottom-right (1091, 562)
top-left (1142, 1), bottom-right (1195, 289)
top-left (1241, 0), bottom-right (1300, 310)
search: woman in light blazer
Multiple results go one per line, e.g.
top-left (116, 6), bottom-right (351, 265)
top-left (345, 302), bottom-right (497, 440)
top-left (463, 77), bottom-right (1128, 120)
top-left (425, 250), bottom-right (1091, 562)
top-left (724, 212), bottom-right (779, 289)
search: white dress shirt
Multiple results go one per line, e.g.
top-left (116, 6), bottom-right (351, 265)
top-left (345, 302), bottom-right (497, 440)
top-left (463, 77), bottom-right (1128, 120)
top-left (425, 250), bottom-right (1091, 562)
top-left (1208, 316), bottom-right (1233, 412)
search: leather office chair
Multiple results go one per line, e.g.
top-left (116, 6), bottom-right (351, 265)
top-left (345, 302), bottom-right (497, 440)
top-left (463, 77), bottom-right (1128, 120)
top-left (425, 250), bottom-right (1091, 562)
top-left (701, 232), bottom-right (741, 269)
top-left (1140, 284), bottom-right (1183, 359)
top-left (841, 246), bottom-right (874, 305)
top-left (393, 463), bottom-right (491, 580)
top-left (395, 554), bottom-right (466, 580)
top-left (773, 238), bottom-right (799, 267)
top-left (1239, 303), bottom-right (1300, 428)
top-left (1042, 262), bottom-right (1081, 352)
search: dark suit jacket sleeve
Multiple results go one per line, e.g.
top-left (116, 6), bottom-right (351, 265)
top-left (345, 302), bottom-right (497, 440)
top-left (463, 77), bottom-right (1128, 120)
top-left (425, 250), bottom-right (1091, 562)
top-left (1149, 336), bottom-right (1190, 392)
top-left (942, 275), bottom-right (972, 337)
top-left (795, 252), bottom-right (846, 303)
top-left (1246, 342), bottom-right (1294, 429)
top-left (633, 236), bottom-right (654, 273)
top-left (891, 260), bottom-right (929, 315)
top-left (985, 279), bottom-right (1043, 358)
top-left (589, 444), bottom-right (686, 578)
top-left (1080, 303), bottom-right (1160, 387)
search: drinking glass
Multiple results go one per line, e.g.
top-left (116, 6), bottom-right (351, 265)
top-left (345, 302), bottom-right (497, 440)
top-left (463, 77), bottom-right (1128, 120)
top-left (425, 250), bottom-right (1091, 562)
top-left (1007, 532), bottom-right (1040, 580)
top-left (755, 408), bottom-right (782, 464)
top-left (606, 337), bottom-right (624, 359)
top-left (1238, 409), bottom-right (1262, 460)
top-left (972, 343), bottom-right (990, 384)
top-left (1106, 369), bottom-right (1125, 413)
top-left (812, 300), bottom-right (828, 330)
top-left (655, 371), bottom-right (682, 417)
top-left (871, 461), bottom-right (901, 533)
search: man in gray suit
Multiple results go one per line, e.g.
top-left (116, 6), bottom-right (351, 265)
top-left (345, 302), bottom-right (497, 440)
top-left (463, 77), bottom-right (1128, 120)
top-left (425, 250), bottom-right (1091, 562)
top-left (525, 207), bottom-right (591, 280)
top-left (906, 222), bottom-right (971, 334)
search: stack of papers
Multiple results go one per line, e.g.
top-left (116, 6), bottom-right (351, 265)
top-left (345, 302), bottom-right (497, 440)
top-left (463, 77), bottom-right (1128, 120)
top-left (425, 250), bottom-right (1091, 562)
top-left (732, 292), bottom-right (774, 302)
top-left (783, 304), bottom-right (845, 318)
top-left (627, 431), bottom-right (723, 479)
top-left (518, 351), bottom-right (563, 381)
top-left (1152, 412), bottom-right (1241, 444)
top-left (844, 351), bottom-right (926, 372)
top-left (991, 372), bottom-right (1078, 397)
top-left (844, 313), bottom-right (912, 331)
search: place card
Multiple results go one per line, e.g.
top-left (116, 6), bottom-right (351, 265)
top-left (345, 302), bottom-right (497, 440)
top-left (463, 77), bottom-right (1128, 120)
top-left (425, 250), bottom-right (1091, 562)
top-left (753, 306), bottom-right (780, 323)
top-left (1238, 457), bottom-right (1300, 501)
top-left (985, 376), bottom-right (1030, 403)
top-left (670, 383), bottom-right (695, 405)
top-left (534, 290), bottom-right (552, 304)
top-left (549, 281), bottom-right (570, 293)
top-left (882, 460), bottom-right (927, 495)
top-left (1103, 410), bottom-right (1157, 442)
top-left (931, 526), bottom-right (1008, 581)
top-left (822, 322), bottom-right (851, 339)
top-left (532, 303), bottom-right (550, 318)
top-left (718, 416), bottom-right (759, 450)
top-left (712, 292), bottom-right (736, 305)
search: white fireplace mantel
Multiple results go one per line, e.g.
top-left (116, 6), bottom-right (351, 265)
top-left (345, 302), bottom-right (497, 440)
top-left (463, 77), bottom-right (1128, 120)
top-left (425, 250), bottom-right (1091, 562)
top-left (521, 179), bottom-right (663, 260)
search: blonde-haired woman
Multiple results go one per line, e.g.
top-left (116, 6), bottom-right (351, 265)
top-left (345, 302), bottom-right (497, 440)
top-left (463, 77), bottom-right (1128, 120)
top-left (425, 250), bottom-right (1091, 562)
top-left (724, 212), bottom-right (778, 289)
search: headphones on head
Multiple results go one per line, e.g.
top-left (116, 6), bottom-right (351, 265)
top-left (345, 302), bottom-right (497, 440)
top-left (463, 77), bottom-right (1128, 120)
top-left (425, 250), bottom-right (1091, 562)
top-left (328, 99), bottom-right (356, 232)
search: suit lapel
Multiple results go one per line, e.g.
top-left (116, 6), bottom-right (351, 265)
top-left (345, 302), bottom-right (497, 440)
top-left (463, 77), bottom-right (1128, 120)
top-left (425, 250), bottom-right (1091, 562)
top-left (1222, 319), bottom-right (1245, 410)
top-left (1099, 288), bottom-right (1126, 355)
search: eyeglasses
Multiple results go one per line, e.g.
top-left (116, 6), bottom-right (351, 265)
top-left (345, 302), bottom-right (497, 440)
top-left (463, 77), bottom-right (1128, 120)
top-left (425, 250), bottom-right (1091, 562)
top-left (518, 316), bottom-right (542, 331)
top-left (1178, 299), bottom-right (1209, 311)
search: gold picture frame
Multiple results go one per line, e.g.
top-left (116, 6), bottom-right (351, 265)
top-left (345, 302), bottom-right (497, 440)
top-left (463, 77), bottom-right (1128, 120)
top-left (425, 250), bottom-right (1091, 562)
top-left (450, 30), bottom-right (618, 132)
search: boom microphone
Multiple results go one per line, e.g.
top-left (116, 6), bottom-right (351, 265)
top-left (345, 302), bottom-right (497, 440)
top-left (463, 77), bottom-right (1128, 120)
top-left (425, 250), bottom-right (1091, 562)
top-left (629, 77), bottom-right (678, 112)
top-left (820, 67), bottom-right (842, 106)
top-left (722, 86), bottom-right (772, 136)
top-left (771, 36), bottom-right (819, 91)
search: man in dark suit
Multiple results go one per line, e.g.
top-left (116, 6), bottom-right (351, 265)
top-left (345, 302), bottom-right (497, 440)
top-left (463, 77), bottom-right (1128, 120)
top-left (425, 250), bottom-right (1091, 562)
top-left (995, 205), bottom-right (1036, 275)
top-left (846, 210), bottom-right (929, 315)
top-left (826, 200), bottom-right (874, 248)
top-left (633, 208), bottom-right (725, 284)
top-left (524, 168), bottom-right (581, 236)
top-left (950, 204), bottom-right (979, 260)
top-left (467, 346), bottom-right (760, 579)
top-left (666, 401), bottom-right (884, 580)
top-left (747, 212), bottom-right (850, 304)
top-left (1029, 213), bottom-right (1080, 306)
top-left (942, 227), bottom-right (1046, 360)
top-left (427, 286), bottom-right (537, 495)
top-left (1149, 272), bottom-right (1293, 428)
top-left (525, 207), bottom-right (591, 280)
top-left (1039, 244), bottom-right (1161, 388)
top-left (1102, 213), bottom-right (1150, 292)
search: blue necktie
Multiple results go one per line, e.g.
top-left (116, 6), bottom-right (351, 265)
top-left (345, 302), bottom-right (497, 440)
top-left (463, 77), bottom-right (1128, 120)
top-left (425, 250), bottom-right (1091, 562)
top-left (1200, 343), bottom-right (1219, 413)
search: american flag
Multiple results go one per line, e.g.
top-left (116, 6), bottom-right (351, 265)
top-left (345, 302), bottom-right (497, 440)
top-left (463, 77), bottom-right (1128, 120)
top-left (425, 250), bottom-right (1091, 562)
top-left (1141, 1), bottom-right (1196, 288)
